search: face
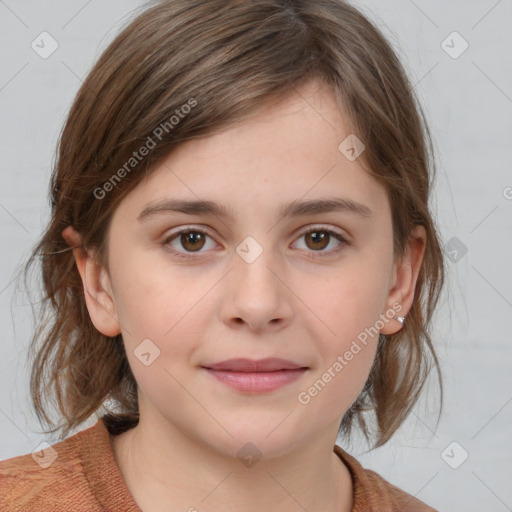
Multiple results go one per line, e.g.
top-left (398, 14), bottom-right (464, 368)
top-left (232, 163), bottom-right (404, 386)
top-left (69, 79), bottom-right (420, 460)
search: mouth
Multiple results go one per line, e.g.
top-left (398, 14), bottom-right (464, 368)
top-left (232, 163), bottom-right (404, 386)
top-left (201, 358), bottom-right (309, 393)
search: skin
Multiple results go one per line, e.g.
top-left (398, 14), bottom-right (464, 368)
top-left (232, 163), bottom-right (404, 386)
top-left (62, 79), bottom-right (425, 512)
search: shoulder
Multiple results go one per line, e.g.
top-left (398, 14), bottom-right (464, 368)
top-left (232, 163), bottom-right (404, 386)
top-left (334, 445), bottom-right (438, 512)
top-left (0, 417), bottom-right (133, 512)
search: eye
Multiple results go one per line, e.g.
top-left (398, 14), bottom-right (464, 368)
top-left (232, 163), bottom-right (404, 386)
top-left (161, 225), bottom-right (349, 260)
top-left (162, 227), bottom-right (217, 259)
top-left (293, 226), bottom-right (349, 258)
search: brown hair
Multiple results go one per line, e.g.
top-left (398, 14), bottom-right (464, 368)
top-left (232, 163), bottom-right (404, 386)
top-left (20, 0), bottom-right (444, 447)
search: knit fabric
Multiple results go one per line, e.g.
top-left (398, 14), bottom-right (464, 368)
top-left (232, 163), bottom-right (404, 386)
top-left (1, 418), bottom-right (437, 511)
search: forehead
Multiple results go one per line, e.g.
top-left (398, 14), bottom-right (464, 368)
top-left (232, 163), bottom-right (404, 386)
top-left (113, 79), bottom-right (389, 224)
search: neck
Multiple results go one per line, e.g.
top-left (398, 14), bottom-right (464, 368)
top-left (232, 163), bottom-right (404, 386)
top-left (111, 417), bottom-right (353, 512)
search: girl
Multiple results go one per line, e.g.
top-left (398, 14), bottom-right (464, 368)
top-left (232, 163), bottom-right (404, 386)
top-left (0, 0), bottom-right (444, 510)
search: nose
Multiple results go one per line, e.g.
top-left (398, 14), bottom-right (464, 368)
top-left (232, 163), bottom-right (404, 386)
top-left (220, 243), bottom-right (293, 334)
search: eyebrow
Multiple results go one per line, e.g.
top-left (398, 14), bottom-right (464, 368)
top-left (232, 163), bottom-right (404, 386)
top-left (137, 197), bottom-right (372, 222)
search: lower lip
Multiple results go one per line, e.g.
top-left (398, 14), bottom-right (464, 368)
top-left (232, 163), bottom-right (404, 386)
top-left (204, 368), bottom-right (307, 392)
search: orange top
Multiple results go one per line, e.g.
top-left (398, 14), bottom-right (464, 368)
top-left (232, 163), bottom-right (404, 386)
top-left (0, 417), bottom-right (437, 511)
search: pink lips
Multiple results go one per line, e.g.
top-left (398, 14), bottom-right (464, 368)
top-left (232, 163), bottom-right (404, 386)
top-left (202, 358), bottom-right (308, 393)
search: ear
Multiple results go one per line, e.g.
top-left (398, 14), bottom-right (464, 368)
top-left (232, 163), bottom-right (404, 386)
top-left (61, 225), bottom-right (121, 337)
top-left (380, 225), bottom-right (426, 335)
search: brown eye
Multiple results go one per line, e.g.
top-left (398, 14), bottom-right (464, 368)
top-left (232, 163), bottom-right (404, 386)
top-left (162, 225), bottom-right (348, 260)
top-left (304, 230), bottom-right (330, 251)
top-left (180, 231), bottom-right (206, 252)
top-left (294, 226), bottom-right (348, 258)
top-left (162, 227), bottom-right (216, 259)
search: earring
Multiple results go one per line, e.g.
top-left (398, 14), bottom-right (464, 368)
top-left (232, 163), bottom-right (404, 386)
top-left (395, 316), bottom-right (405, 324)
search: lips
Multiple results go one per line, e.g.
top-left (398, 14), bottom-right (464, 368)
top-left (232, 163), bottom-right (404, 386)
top-left (202, 357), bottom-right (306, 372)
top-left (202, 358), bottom-right (308, 393)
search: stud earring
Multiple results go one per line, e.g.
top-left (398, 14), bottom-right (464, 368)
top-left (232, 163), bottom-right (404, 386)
top-left (395, 316), bottom-right (405, 324)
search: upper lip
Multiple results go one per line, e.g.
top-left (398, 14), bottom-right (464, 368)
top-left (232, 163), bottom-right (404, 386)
top-left (203, 358), bottom-right (307, 372)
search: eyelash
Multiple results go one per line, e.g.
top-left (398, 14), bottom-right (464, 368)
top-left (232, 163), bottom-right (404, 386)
top-left (161, 225), bottom-right (349, 260)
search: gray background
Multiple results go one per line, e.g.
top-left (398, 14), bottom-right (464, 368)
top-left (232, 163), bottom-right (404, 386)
top-left (1, 1), bottom-right (511, 510)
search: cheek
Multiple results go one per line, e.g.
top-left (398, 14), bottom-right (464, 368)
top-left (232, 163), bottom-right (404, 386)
top-left (295, 303), bottom-right (378, 426)
top-left (109, 251), bottom-right (214, 374)
top-left (293, 254), bottom-right (389, 411)
top-left (296, 274), bottom-right (380, 419)
top-left (304, 252), bottom-right (392, 343)
top-left (110, 244), bottom-right (207, 333)
top-left (112, 270), bottom-right (212, 412)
